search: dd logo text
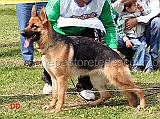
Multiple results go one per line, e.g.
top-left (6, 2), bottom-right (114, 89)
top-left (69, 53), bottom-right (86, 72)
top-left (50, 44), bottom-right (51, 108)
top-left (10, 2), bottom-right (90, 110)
top-left (10, 103), bottom-right (20, 110)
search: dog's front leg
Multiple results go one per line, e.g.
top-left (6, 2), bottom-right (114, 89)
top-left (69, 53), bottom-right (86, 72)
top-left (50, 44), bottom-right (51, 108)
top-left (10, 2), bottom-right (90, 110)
top-left (42, 77), bottom-right (58, 110)
top-left (50, 75), bottom-right (68, 113)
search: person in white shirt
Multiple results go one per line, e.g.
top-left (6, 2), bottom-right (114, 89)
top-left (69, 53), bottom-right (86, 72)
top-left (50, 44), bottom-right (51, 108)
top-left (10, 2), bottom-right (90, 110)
top-left (117, 0), bottom-right (160, 70)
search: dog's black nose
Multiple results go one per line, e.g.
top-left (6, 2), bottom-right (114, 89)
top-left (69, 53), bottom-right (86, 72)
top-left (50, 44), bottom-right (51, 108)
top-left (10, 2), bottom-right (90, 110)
top-left (20, 31), bottom-right (26, 36)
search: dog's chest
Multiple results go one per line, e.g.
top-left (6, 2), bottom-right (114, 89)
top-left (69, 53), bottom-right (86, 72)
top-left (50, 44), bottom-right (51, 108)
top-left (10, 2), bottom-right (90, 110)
top-left (41, 55), bottom-right (57, 73)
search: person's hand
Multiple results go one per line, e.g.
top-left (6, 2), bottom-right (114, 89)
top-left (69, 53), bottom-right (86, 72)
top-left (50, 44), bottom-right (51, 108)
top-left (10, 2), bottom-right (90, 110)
top-left (126, 40), bottom-right (132, 48)
top-left (137, 3), bottom-right (144, 12)
top-left (125, 18), bottom-right (138, 30)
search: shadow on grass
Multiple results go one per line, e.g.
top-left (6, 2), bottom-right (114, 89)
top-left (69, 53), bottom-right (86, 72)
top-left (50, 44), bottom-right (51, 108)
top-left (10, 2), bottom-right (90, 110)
top-left (0, 42), bottom-right (19, 48)
top-left (0, 48), bottom-right (21, 58)
top-left (0, 94), bottom-right (47, 105)
top-left (0, 42), bottom-right (20, 58)
top-left (0, 63), bottom-right (43, 72)
top-left (0, 88), bottom-right (77, 105)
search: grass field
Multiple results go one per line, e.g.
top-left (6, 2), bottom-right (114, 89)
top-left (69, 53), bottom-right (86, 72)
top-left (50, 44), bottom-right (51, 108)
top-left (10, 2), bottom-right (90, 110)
top-left (0, 5), bottom-right (160, 119)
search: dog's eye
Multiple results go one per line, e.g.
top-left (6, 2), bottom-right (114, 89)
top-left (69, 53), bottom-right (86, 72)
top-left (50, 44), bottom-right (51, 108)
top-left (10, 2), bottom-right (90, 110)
top-left (31, 23), bottom-right (38, 28)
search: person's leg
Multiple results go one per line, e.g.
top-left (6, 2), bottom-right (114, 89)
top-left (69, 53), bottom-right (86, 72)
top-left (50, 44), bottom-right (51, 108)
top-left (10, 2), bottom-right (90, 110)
top-left (139, 36), bottom-right (153, 71)
top-left (76, 76), bottom-right (93, 91)
top-left (42, 69), bottom-right (52, 94)
top-left (117, 36), bottom-right (135, 64)
top-left (143, 48), bottom-right (153, 72)
top-left (42, 69), bottom-right (52, 86)
top-left (131, 38), bottom-right (144, 66)
top-left (35, 2), bottom-right (47, 12)
top-left (129, 37), bottom-right (146, 72)
top-left (16, 3), bottom-right (34, 66)
top-left (76, 29), bottom-right (95, 86)
top-left (76, 28), bottom-right (108, 100)
top-left (144, 17), bottom-right (160, 70)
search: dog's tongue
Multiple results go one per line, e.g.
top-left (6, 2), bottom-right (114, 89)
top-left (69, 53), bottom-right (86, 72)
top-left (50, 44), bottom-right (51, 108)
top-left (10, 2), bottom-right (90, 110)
top-left (24, 38), bottom-right (32, 48)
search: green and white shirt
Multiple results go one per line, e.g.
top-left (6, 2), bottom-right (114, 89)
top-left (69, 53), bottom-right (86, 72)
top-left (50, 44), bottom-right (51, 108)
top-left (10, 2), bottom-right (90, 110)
top-left (46, 0), bottom-right (117, 49)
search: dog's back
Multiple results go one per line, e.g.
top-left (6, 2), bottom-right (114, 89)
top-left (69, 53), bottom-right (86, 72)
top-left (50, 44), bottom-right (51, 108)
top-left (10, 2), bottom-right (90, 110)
top-left (53, 33), bottom-right (123, 70)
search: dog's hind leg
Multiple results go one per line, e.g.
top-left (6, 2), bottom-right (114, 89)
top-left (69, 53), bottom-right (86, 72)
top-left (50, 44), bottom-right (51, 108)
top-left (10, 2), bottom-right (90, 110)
top-left (88, 74), bottom-right (110, 106)
top-left (123, 89), bottom-right (143, 107)
top-left (124, 85), bottom-right (145, 108)
top-left (105, 64), bottom-right (146, 108)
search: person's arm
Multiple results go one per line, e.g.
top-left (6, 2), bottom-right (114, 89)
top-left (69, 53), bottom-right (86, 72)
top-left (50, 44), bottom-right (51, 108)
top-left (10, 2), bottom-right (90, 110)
top-left (45, 0), bottom-right (60, 28)
top-left (117, 16), bottom-right (132, 48)
top-left (99, 0), bottom-right (117, 49)
top-left (117, 16), bottom-right (127, 41)
top-left (137, 0), bottom-right (160, 23)
top-left (111, 0), bottom-right (129, 14)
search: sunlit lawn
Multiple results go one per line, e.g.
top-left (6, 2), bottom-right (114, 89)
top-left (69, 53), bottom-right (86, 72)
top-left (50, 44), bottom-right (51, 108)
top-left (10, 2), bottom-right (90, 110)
top-left (0, 5), bottom-right (159, 119)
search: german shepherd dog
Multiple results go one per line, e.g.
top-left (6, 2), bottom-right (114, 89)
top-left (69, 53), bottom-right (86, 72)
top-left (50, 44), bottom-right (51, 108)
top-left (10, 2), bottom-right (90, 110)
top-left (21, 5), bottom-right (145, 113)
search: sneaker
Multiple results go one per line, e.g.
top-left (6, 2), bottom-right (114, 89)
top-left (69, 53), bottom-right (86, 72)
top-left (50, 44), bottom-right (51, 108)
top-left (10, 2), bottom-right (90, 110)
top-left (24, 60), bottom-right (33, 67)
top-left (132, 66), bottom-right (142, 72)
top-left (145, 67), bottom-right (153, 73)
top-left (43, 83), bottom-right (52, 94)
top-left (152, 60), bottom-right (159, 70)
top-left (78, 90), bottom-right (95, 101)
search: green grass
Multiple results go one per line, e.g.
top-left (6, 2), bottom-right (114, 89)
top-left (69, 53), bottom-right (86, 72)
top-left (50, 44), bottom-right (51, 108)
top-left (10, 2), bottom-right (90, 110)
top-left (0, 5), bottom-right (160, 119)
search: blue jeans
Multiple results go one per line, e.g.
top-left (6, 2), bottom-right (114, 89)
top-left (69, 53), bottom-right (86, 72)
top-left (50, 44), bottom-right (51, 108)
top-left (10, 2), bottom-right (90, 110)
top-left (118, 17), bottom-right (160, 62)
top-left (16, 2), bottom-right (47, 61)
top-left (130, 36), bottom-right (153, 70)
top-left (145, 17), bottom-right (160, 61)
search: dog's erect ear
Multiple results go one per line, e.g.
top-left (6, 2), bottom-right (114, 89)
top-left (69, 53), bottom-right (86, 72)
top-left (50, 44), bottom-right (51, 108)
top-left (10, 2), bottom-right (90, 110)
top-left (31, 5), bottom-right (38, 17)
top-left (40, 6), bottom-right (48, 25)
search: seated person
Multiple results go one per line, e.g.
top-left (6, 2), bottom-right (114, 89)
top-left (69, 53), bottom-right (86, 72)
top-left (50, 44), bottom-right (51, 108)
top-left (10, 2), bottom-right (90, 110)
top-left (117, 0), bottom-right (153, 72)
top-left (117, 0), bottom-right (160, 70)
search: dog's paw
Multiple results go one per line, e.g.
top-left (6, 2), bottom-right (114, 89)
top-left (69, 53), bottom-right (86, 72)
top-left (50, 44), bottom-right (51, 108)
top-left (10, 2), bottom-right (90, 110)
top-left (42, 105), bottom-right (53, 110)
top-left (50, 109), bottom-right (61, 113)
top-left (137, 105), bottom-right (145, 109)
top-left (87, 101), bottom-right (95, 106)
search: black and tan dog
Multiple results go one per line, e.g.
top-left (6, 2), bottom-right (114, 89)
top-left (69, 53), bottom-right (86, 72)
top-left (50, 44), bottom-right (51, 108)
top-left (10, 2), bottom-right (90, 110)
top-left (21, 5), bottom-right (145, 113)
